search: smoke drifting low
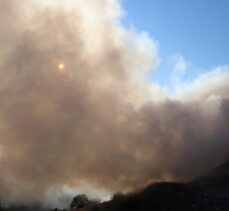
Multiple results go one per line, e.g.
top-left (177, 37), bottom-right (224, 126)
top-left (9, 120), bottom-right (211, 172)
top-left (0, 0), bottom-right (228, 204)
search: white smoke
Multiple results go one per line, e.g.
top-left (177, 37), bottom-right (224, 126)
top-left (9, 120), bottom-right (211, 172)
top-left (0, 0), bottom-right (228, 204)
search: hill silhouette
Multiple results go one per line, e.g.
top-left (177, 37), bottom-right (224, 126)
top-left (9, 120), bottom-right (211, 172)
top-left (74, 160), bottom-right (229, 211)
top-left (0, 160), bottom-right (229, 211)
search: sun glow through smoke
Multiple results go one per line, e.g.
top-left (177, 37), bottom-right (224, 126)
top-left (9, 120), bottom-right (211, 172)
top-left (58, 63), bottom-right (65, 73)
top-left (58, 63), bottom-right (64, 69)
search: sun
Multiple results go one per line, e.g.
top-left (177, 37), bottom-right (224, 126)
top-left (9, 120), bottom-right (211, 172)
top-left (58, 63), bottom-right (64, 69)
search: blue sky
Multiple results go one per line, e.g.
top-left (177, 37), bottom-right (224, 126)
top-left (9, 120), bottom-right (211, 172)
top-left (121, 0), bottom-right (229, 88)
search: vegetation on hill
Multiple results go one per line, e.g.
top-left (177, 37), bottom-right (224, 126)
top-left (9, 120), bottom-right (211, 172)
top-left (0, 161), bottom-right (228, 211)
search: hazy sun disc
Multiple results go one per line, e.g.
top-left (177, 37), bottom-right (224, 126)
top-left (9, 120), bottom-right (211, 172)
top-left (58, 63), bottom-right (64, 69)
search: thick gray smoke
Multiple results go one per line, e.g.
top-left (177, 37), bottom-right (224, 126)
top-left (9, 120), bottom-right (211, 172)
top-left (0, 0), bottom-right (228, 204)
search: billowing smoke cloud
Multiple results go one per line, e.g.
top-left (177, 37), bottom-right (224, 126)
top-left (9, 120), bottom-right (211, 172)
top-left (0, 0), bottom-right (228, 204)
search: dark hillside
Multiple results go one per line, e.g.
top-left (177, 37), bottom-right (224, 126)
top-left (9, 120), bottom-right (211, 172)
top-left (77, 160), bottom-right (229, 211)
top-left (1, 161), bottom-right (228, 211)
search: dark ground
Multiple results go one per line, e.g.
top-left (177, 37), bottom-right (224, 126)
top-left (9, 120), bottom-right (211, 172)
top-left (76, 160), bottom-right (229, 211)
top-left (1, 160), bottom-right (229, 211)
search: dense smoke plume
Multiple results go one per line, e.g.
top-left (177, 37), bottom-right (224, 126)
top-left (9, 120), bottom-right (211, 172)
top-left (0, 0), bottom-right (228, 204)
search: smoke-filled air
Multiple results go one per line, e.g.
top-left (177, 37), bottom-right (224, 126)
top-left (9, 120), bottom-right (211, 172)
top-left (0, 0), bottom-right (229, 205)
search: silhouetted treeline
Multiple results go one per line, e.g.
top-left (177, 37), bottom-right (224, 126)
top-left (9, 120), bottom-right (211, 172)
top-left (69, 160), bottom-right (229, 211)
top-left (0, 194), bottom-right (101, 211)
top-left (54, 160), bottom-right (229, 211)
top-left (1, 160), bottom-right (229, 211)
